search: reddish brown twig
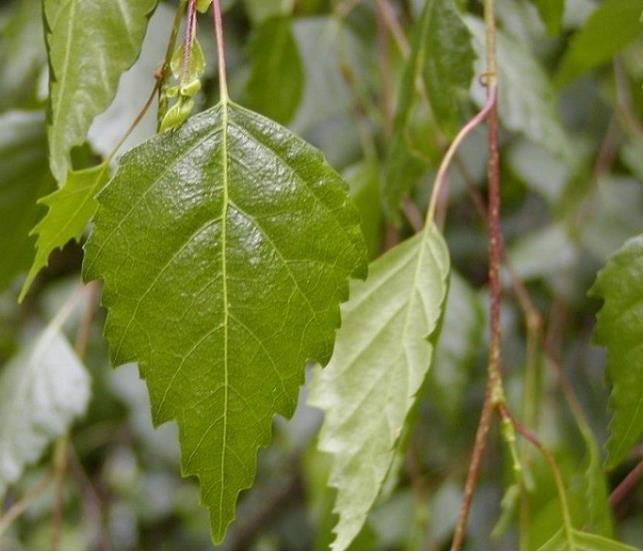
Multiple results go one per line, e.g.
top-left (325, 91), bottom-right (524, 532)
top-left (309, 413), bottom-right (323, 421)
top-left (610, 459), bottom-right (643, 508)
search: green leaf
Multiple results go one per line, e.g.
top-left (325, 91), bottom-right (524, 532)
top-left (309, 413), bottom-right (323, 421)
top-left (466, 16), bottom-right (574, 164)
top-left (308, 224), bottom-right (450, 551)
top-left (539, 528), bottom-right (637, 550)
top-left (19, 164), bottom-right (109, 302)
top-left (0, 111), bottom-right (54, 293)
top-left (0, 0), bottom-right (47, 111)
top-left (83, 101), bottom-right (367, 543)
top-left (530, 0), bottom-right (565, 35)
top-left (246, 16), bottom-right (303, 125)
top-left (44, 0), bottom-right (157, 182)
top-left (557, 0), bottom-right (643, 86)
top-left (383, 0), bottom-right (475, 219)
top-left (0, 303), bottom-right (90, 495)
top-left (419, 0), bottom-right (475, 137)
top-left (590, 234), bottom-right (643, 467)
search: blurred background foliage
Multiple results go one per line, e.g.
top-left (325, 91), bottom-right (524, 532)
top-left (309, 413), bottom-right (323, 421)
top-left (0, 0), bottom-right (641, 549)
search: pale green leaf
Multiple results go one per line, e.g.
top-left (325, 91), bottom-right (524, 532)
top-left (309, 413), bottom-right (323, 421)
top-left (530, 0), bottom-right (565, 35)
top-left (590, 233), bottom-right (643, 467)
top-left (44, 0), bottom-right (157, 182)
top-left (557, 0), bottom-right (643, 86)
top-left (0, 111), bottom-right (54, 293)
top-left (243, 0), bottom-right (291, 23)
top-left (246, 16), bottom-right (303, 125)
top-left (0, 305), bottom-right (90, 495)
top-left (466, 16), bottom-right (574, 163)
top-left (19, 164), bottom-right (109, 302)
top-left (539, 528), bottom-right (637, 550)
top-left (83, 101), bottom-right (367, 542)
top-left (308, 224), bottom-right (450, 551)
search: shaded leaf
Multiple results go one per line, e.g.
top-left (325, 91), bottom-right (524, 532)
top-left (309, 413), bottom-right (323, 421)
top-left (44, 0), bottom-right (157, 182)
top-left (383, 0), bottom-right (475, 219)
top-left (83, 101), bottom-right (367, 542)
top-left (0, 111), bottom-right (54, 293)
top-left (0, 0), bottom-right (46, 111)
top-left (557, 0), bottom-right (643, 86)
top-left (530, 0), bottom-right (565, 35)
top-left (0, 305), bottom-right (90, 495)
top-left (590, 233), bottom-right (643, 467)
top-left (19, 164), bottom-right (109, 302)
top-left (308, 224), bottom-right (450, 550)
top-left (246, 16), bottom-right (303, 125)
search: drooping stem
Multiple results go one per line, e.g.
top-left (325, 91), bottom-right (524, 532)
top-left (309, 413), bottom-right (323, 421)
top-left (51, 282), bottom-right (99, 549)
top-left (212, 0), bottom-right (229, 102)
top-left (427, 87), bottom-right (497, 223)
top-left (0, 473), bottom-right (53, 540)
top-left (451, 0), bottom-right (500, 547)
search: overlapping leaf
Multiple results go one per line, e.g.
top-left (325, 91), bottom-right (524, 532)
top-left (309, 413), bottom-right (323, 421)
top-left (309, 224), bottom-right (450, 550)
top-left (0, 111), bottom-right (54, 293)
top-left (590, 234), bottom-right (643, 467)
top-left (83, 101), bottom-right (367, 542)
top-left (19, 165), bottom-right (109, 301)
top-left (530, 0), bottom-right (565, 35)
top-left (539, 528), bottom-right (636, 551)
top-left (44, 0), bottom-right (157, 182)
top-left (0, 306), bottom-right (90, 495)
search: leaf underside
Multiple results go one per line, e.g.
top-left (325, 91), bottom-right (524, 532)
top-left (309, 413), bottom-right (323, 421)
top-left (590, 234), bottom-right (643, 467)
top-left (44, 0), bottom-right (157, 182)
top-left (309, 225), bottom-right (450, 551)
top-left (83, 101), bottom-right (367, 542)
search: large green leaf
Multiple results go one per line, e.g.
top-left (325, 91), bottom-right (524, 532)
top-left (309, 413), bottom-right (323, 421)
top-left (0, 302), bottom-right (90, 495)
top-left (245, 16), bottom-right (303, 125)
top-left (466, 17), bottom-right (574, 163)
top-left (44, 0), bottom-right (157, 182)
top-left (308, 224), bottom-right (450, 551)
top-left (557, 0), bottom-right (643, 85)
top-left (0, 111), bottom-right (54, 293)
top-left (19, 164), bottom-right (109, 302)
top-left (383, 0), bottom-right (474, 219)
top-left (83, 101), bottom-right (367, 542)
top-left (590, 234), bottom-right (643, 467)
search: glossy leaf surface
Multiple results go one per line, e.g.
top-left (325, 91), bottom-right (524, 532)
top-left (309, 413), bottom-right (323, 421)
top-left (84, 101), bottom-right (367, 542)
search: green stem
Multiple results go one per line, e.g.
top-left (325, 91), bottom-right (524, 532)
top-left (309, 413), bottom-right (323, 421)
top-left (158, 0), bottom-right (188, 126)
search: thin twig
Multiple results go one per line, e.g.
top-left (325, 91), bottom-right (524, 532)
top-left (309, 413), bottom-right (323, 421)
top-left (181, 0), bottom-right (197, 84)
top-left (0, 472), bottom-right (53, 539)
top-left (610, 459), bottom-right (643, 508)
top-left (158, 0), bottom-right (188, 126)
top-left (51, 282), bottom-right (100, 549)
